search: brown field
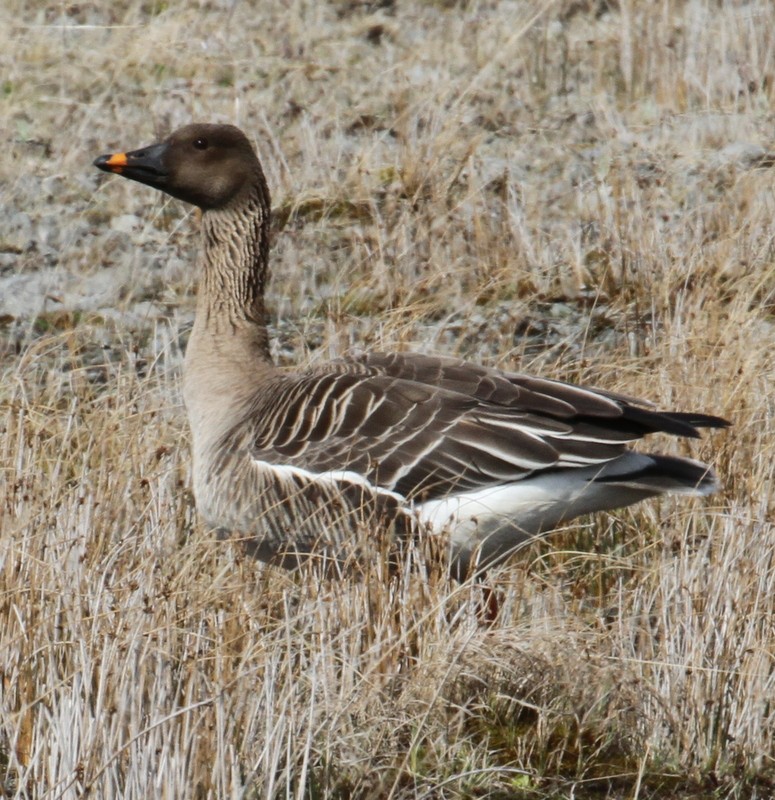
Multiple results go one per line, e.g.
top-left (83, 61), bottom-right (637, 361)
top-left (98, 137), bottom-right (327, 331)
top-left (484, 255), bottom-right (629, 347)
top-left (1, 1), bottom-right (774, 797)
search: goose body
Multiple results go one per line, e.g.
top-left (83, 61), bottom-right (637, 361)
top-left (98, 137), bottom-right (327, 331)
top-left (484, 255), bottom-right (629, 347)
top-left (94, 124), bottom-right (728, 576)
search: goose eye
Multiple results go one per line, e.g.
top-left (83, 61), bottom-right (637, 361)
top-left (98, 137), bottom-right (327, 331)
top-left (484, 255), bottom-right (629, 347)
top-left (193, 137), bottom-right (209, 150)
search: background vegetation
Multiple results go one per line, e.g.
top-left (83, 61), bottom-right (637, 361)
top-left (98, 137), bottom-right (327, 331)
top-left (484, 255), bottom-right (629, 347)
top-left (1, 0), bottom-right (774, 797)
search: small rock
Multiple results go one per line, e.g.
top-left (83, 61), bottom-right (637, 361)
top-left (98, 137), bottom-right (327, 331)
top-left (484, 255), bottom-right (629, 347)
top-left (36, 214), bottom-right (61, 248)
top-left (2, 212), bottom-right (33, 252)
top-left (718, 142), bottom-right (766, 169)
top-left (40, 175), bottom-right (66, 199)
top-left (110, 214), bottom-right (143, 234)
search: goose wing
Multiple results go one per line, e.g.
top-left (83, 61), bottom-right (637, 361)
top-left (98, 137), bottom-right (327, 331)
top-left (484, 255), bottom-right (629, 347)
top-left (239, 353), bottom-right (726, 501)
top-left (344, 351), bottom-right (728, 437)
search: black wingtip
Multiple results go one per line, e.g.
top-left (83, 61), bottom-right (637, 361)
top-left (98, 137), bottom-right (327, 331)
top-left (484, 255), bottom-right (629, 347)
top-left (666, 412), bottom-right (731, 433)
top-left (621, 406), bottom-right (730, 439)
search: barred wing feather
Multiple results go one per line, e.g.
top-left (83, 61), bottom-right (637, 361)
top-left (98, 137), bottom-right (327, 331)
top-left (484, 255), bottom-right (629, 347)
top-left (244, 353), bottom-right (725, 506)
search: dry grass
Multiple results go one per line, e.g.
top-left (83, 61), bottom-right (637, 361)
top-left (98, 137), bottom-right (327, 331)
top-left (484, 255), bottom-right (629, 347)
top-left (1, 0), bottom-right (775, 797)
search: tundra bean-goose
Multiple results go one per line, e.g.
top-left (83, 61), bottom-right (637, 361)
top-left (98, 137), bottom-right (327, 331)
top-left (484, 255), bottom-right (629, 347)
top-left (94, 124), bottom-right (728, 578)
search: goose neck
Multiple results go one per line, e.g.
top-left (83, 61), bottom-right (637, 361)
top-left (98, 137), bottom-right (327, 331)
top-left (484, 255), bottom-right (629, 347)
top-left (196, 184), bottom-right (272, 358)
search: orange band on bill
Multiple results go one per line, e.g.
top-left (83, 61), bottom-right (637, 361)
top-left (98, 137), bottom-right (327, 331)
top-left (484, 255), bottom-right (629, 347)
top-left (104, 153), bottom-right (128, 170)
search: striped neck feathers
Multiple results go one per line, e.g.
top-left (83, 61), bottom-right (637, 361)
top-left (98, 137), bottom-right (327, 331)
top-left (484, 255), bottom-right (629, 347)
top-left (197, 177), bottom-right (272, 357)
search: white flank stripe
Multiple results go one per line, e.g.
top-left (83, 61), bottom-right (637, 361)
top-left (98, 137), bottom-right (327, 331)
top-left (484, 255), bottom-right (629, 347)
top-left (255, 460), bottom-right (407, 505)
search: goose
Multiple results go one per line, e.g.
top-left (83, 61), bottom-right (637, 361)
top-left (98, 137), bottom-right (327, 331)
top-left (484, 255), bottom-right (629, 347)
top-left (94, 123), bottom-right (728, 578)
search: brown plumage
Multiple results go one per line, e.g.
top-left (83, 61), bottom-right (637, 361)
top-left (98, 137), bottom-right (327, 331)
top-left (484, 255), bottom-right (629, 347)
top-left (94, 123), bottom-right (728, 577)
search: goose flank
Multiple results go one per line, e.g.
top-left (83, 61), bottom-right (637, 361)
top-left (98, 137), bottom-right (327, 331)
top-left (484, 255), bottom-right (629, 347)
top-left (94, 123), bottom-right (729, 578)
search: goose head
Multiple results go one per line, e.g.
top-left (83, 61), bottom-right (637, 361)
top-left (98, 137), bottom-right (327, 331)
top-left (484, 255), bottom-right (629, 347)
top-left (94, 123), bottom-right (262, 210)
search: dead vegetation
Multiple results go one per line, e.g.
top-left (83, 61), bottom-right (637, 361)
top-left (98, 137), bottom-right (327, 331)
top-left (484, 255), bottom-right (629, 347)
top-left (1, 0), bottom-right (774, 797)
